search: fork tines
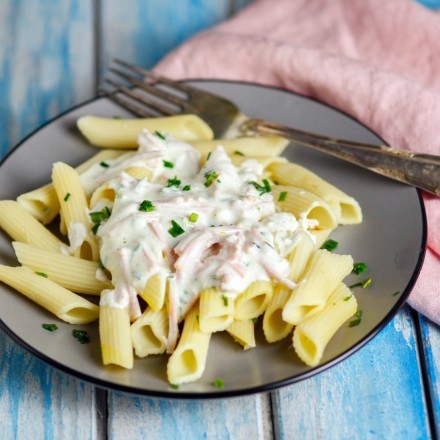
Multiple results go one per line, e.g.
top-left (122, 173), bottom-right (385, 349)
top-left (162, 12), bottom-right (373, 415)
top-left (102, 59), bottom-right (189, 118)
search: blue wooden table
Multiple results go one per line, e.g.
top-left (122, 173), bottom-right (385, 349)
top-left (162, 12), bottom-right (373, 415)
top-left (1, 1), bottom-right (439, 438)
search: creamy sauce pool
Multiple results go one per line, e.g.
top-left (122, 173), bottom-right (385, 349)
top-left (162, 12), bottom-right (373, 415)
top-left (84, 131), bottom-right (314, 341)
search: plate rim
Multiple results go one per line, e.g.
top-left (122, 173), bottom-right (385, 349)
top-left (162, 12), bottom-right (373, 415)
top-left (0, 79), bottom-right (427, 399)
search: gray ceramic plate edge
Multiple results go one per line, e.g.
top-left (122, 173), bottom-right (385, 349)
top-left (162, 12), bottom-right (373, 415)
top-left (0, 80), bottom-right (427, 398)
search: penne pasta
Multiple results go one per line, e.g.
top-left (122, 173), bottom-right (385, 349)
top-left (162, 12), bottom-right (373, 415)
top-left (12, 241), bottom-right (110, 295)
top-left (293, 283), bottom-right (357, 366)
top-left (282, 250), bottom-right (354, 325)
top-left (226, 319), bottom-right (256, 350)
top-left (77, 114), bottom-right (214, 148)
top-left (268, 162), bottom-right (362, 225)
top-left (167, 303), bottom-right (211, 385)
top-left (52, 162), bottom-right (99, 261)
top-left (0, 200), bottom-right (65, 252)
top-left (235, 281), bottom-right (273, 321)
top-left (131, 307), bottom-right (168, 357)
top-left (199, 288), bottom-right (235, 333)
top-left (0, 265), bottom-right (99, 324)
top-left (100, 298), bottom-right (133, 369)
top-left (140, 273), bottom-right (167, 311)
top-left (273, 184), bottom-right (338, 230)
top-left (17, 149), bottom-right (124, 224)
top-left (193, 136), bottom-right (289, 158)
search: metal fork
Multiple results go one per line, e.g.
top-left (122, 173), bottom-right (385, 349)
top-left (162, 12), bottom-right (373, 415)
top-left (104, 59), bottom-right (440, 196)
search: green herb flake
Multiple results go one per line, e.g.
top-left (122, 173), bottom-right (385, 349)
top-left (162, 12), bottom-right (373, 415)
top-left (348, 277), bottom-right (373, 289)
top-left (252, 317), bottom-right (259, 324)
top-left (155, 130), bottom-right (166, 140)
top-left (112, 115), bottom-right (121, 119)
top-left (139, 200), bottom-right (155, 212)
top-left (35, 271), bottom-right (48, 278)
top-left (72, 329), bottom-right (90, 344)
top-left (182, 185), bottom-right (191, 191)
top-left (91, 223), bottom-right (100, 235)
top-left (89, 211), bottom-right (102, 224)
top-left (163, 160), bottom-right (174, 168)
top-left (170, 383), bottom-right (179, 390)
top-left (189, 213), bottom-right (198, 223)
top-left (343, 295), bottom-right (352, 302)
top-left (222, 295), bottom-right (228, 306)
top-left (353, 262), bottom-right (368, 275)
top-left (207, 152), bottom-right (212, 160)
top-left (204, 171), bottom-right (219, 187)
top-left (262, 179), bottom-right (271, 193)
top-left (99, 259), bottom-right (106, 270)
top-left (392, 291), bottom-right (400, 296)
top-left (101, 206), bottom-right (111, 220)
top-left (234, 150), bottom-right (245, 156)
top-left (64, 193), bottom-right (71, 202)
top-left (278, 191), bottom-right (288, 202)
top-left (168, 220), bottom-right (185, 238)
top-left (42, 323), bottom-right (58, 332)
top-left (167, 176), bottom-right (181, 188)
top-left (349, 318), bottom-right (362, 327)
top-left (354, 310), bottom-right (363, 318)
top-left (321, 239), bottom-right (338, 252)
top-left (100, 161), bottom-right (110, 168)
top-left (213, 379), bottom-right (225, 389)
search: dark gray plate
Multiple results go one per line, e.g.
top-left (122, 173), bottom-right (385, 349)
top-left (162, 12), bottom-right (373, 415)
top-left (0, 81), bottom-right (426, 398)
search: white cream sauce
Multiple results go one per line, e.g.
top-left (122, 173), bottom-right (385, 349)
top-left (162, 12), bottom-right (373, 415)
top-left (92, 130), bottom-right (316, 344)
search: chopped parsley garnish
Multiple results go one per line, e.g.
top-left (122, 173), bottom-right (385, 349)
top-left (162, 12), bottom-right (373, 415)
top-left (213, 379), bottom-right (225, 388)
top-left (167, 176), bottom-right (181, 188)
top-left (207, 152), bottom-right (212, 160)
top-left (182, 185), bottom-right (191, 191)
top-left (204, 170), bottom-right (219, 187)
top-left (353, 262), bottom-right (367, 274)
top-left (278, 191), bottom-right (288, 202)
top-left (168, 220), bottom-right (185, 237)
top-left (163, 160), bottom-right (174, 168)
top-left (72, 329), bottom-right (90, 344)
top-left (262, 179), bottom-right (271, 193)
top-left (139, 200), bottom-right (155, 212)
top-left (64, 193), bottom-right (71, 202)
top-left (234, 150), bottom-right (245, 156)
top-left (155, 130), bottom-right (166, 140)
top-left (90, 211), bottom-right (102, 223)
top-left (91, 223), bottom-right (100, 235)
top-left (321, 239), bottom-right (338, 252)
top-left (252, 317), bottom-right (259, 324)
top-left (189, 213), bottom-right (198, 223)
top-left (249, 180), bottom-right (271, 196)
top-left (349, 278), bottom-right (372, 289)
top-left (392, 291), bottom-right (400, 296)
top-left (100, 161), bottom-right (110, 168)
top-left (35, 271), bottom-right (48, 278)
top-left (349, 310), bottom-right (363, 327)
top-left (98, 259), bottom-right (106, 270)
top-left (222, 295), bottom-right (228, 306)
top-left (343, 295), bottom-right (352, 302)
top-left (170, 383), bottom-right (179, 390)
top-left (101, 206), bottom-right (111, 219)
top-left (42, 323), bottom-right (58, 332)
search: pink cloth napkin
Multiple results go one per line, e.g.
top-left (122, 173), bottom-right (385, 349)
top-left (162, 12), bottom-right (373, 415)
top-left (154, 0), bottom-right (440, 325)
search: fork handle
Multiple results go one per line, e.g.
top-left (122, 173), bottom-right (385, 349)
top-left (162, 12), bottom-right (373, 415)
top-left (243, 119), bottom-right (440, 196)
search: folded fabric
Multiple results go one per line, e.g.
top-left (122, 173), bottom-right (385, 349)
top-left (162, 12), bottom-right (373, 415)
top-left (154, 0), bottom-right (440, 325)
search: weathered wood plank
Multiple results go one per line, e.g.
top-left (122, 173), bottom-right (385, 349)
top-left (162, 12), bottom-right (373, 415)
top-left (99, 0), bottom-right (232, 73)
top-left (107, 391), bottom-right (272, 439)
top-left (0, 332), bottom-right (97, 439)
top-left (271, 306), bottom-right (430, 439)
top-left (419, 316), bottom-right (440, 438)
top-left (0, 0), bottom-right (95, 156)
top-left (0, 1), bottom-right (98, 438)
